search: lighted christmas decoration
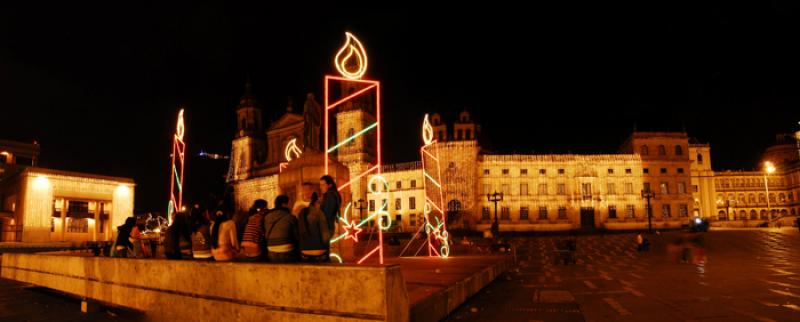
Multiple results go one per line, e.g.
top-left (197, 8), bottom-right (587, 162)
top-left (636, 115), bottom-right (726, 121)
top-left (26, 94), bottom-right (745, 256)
top-left (420, 114), bottom-right (450, 258)
top-left (324, 32), bottom-right (387, 264)
top-left (167, 108), bottom-right (186, 224)
top-left (284, 138), bottom-right (303, 162)
top-left (279, 138), bottom-right (303, 173)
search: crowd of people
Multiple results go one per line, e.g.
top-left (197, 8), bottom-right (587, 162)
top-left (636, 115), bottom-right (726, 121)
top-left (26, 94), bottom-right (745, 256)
top-left (112, 175), bottom-right (342, 264)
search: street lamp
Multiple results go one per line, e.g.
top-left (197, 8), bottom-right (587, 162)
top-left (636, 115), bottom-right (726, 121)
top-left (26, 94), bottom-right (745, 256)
top-left (641, 187), bottom-right (656, 233)
top-left (487, 191), bottom-right (503, 238)
top-left (764, 161), bottom-right (775, 223)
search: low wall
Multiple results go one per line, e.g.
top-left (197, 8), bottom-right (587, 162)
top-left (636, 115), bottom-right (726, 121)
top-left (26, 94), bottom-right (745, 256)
top-left (1, 253), bottom-right (409, 322)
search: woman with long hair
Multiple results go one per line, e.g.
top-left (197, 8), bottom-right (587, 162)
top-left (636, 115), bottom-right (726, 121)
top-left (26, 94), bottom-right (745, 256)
top-left (319, 175), bottom-right (341, 234)
top-left (298, 193), bottom-right (331, 262)
top-left (113, 217), bottom-right (136, 258)
top-left (210, 209), bottom-right (239, 261)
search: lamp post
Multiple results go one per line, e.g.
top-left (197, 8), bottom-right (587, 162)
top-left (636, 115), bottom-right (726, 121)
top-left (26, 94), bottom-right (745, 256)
top-left (641, 187), bottom-right (656, 233)
top-left (764, 161), bottom-right (775, 223)
top-left (487, 191), bottom-right (503, 238)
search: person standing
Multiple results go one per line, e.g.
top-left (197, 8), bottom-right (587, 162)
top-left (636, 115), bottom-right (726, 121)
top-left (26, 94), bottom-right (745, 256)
top-left (319, 176), bottom-right (341, 233)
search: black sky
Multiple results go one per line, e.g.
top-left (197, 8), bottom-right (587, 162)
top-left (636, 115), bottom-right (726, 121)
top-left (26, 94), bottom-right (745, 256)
top-left (2, 3), bottom-right (800, 212)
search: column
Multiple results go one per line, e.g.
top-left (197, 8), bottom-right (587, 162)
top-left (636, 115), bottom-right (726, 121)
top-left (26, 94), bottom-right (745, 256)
top-left (60, 199), bottom-right (67, 241)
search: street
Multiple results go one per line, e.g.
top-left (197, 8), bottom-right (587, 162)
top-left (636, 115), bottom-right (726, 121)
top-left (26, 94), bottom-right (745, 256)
top-left (446, 228), bottom-right (800, 322)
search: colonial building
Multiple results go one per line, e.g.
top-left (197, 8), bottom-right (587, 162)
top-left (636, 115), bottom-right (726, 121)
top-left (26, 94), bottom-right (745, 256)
top-left (227, 82), bottom-right (798, 231)
top-left (0, 140), bottom-right (134, 242)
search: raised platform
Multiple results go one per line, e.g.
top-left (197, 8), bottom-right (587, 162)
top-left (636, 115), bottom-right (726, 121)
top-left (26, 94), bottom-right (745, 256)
top-left (0, 253), bottom-right (512, 322)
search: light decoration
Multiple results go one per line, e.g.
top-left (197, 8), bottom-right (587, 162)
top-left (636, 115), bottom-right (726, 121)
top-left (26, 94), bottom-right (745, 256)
top-left (24, 175), bottom-right (52, 229)
top-left (419, 114), bottom-right (449, 258)
top-left (279, 138), bottom-right (303, 173)
top-left (334, 32), bottom-right (368, 80)
top-left (324, 32), bottom-right (387, 264)
top-left (167, 108), bottom-right (186, 224)
top-left (284, 138), bottom-right (303, 162)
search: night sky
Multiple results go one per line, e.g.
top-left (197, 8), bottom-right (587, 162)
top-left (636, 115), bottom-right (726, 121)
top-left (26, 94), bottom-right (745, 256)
top-left (2, 3), bottom-right (800, 212)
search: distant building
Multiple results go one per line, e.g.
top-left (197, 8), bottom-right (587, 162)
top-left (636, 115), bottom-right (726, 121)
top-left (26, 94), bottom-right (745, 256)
top-left (0, 140), bottom-right (134, 242)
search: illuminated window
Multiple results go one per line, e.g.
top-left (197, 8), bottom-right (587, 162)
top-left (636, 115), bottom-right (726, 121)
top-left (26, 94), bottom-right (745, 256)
top-left (520, 207), bottom-right (529, 220)
top-left (660, 182), bottom-right (669, 194)
top-left (658, 145), bottom-right (666, 155)
top-left (395, 198), bottom-right (401, 210)
top-left (538, 206), bottom-right (548, 220)
top-left (607, 183), bottom-right (616, 195)
top-left (346, 128), bottom-right (355, 146)
top-left (409, 197), bottom-right (416, 210)
top-left (538, 184), bottom-right (547, 195)
top-left (501, 207), bottom-right (510, 220)
top-left (581, 183), bottom-right (592, 199)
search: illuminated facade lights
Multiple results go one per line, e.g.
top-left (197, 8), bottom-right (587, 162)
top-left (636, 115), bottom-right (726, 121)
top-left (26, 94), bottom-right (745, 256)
top-left (168, 109), bottom-right (186, 224)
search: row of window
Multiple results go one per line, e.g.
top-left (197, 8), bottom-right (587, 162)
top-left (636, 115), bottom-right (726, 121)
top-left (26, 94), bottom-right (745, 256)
top-left (715, 178), bottom-right (785, 188)
top-left (484, 182), bottom-right (688, 196)
top-left (640, 144), bottom-right (684, 156)
top-left (643, 167), bottom-right (685, 174)
top-left (717, 192), bottom-right (795, 204)
top-left (485, 168), bottom-right (635, 176)
top-left (370, 180), bottom-right (417, 192)
top-left (370, 197), bottom-right (417, 211)
top-left (717, 208), bottom-right (795, 220)
top-left (481, 204), bottom-right (690, 220)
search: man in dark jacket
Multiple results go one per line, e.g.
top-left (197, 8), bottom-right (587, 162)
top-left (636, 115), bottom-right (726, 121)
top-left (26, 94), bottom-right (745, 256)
top-left (263, 195), bottom-right (299, 263)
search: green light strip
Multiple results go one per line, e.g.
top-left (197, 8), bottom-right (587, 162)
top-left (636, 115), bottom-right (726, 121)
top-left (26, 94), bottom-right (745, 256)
top-left (326, 122), bottom-right (378, 153)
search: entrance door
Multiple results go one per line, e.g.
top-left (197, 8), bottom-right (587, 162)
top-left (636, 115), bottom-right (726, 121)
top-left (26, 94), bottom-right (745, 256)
top-left (580, 207), bottom-right (595, 228)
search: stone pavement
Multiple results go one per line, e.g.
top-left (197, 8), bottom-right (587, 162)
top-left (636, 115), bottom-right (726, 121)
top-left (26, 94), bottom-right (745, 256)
top-left (445, 228), bottom-right (800, 322)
